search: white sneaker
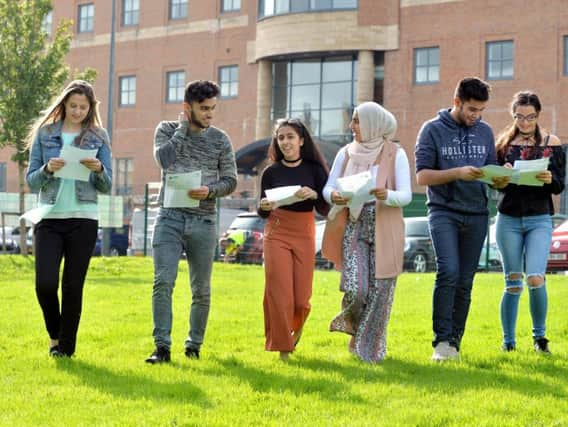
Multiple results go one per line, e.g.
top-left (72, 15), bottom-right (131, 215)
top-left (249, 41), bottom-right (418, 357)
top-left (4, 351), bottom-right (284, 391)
top-left (432, 341), bottom-right (459, 361)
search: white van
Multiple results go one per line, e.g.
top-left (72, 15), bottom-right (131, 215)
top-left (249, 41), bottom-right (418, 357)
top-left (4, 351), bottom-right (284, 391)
top-left (128, 207), bottom-right (159, 256)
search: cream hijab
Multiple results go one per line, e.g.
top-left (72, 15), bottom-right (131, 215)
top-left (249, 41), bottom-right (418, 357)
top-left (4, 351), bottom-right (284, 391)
top-left (345, 102), bottom-right (397, 176)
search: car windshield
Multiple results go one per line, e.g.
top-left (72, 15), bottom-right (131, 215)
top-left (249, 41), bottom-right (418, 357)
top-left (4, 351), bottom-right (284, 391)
top-left (230, 216), bottom-right (264, 231)
top-left (556, 220), bottom-right (568, 233)
top-left (405, 219), bottom-right (429, 237)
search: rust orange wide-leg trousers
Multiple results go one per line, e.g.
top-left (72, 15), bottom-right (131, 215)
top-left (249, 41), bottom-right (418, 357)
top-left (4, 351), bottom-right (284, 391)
top-left (263, 209), bottom-right (315, 352)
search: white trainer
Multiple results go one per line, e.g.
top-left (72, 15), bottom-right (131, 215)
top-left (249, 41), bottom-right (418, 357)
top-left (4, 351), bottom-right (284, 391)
top-left (432, 341), bottom-right (459, 361)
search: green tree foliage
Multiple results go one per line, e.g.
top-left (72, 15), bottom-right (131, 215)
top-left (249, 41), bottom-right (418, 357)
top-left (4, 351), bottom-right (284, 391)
top-left (0, 0), bottom-right (96, 254)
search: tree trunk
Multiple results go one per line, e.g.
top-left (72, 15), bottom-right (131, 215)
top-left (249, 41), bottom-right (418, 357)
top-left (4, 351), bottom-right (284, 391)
top-left (18, 160), bottom-right (28, 256)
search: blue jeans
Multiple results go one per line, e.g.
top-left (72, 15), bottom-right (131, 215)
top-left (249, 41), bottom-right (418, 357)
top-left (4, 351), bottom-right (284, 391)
top-left (429, 211), bottom-right (488, 349)
top-left (496, 213), bottom-right (552, 345)
top-left (151, 208), bottom-right (218, 350)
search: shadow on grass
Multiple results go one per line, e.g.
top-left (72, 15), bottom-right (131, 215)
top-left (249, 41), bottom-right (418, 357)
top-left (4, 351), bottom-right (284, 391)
top-left (208, 356), bottom-right (366, 403)
top-left (294, 355), bottom-right (567, 399)
top-left (56, 359), bottom-right (211, 407)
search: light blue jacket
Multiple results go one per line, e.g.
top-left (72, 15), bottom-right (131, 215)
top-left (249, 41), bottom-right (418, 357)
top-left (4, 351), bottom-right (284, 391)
top-left (26, 121), bottom-right (112, 205)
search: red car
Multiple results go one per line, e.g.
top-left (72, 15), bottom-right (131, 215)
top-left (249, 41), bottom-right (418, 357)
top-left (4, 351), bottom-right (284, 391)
top-left (547, 219), bottom-right (568, 272)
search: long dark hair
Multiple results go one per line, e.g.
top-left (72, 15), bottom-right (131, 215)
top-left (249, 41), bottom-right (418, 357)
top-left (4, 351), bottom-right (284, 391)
top-left (496, 91), bottom-right (543, 159)
top-left (268, 118), bottom-right (329, 174)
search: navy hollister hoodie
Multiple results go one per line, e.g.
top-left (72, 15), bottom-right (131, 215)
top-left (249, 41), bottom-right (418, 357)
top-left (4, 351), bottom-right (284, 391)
top-left (415, 109), bottom-right (497, 215)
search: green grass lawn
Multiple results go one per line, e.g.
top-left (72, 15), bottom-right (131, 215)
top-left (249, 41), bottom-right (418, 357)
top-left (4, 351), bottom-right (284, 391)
top-left (1, 256), bottom-right (567, 426)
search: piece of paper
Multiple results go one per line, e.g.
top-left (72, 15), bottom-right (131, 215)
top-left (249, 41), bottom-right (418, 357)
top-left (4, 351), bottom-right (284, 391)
top-left (478, 165), bottom-right (513, 185)
top-left (265, 185), bottom-right (302, 208)
top-left (336, 166), bottom-right (378, 212)
top-left (478, 157), bottom-right (549, 187)
top-left (163, 170), bottom-right (202, 208)
top-left (53, 145), bottom-right (98, 181)
top-left (20, 205), bottom-right (54, 224)
top-left (511, 157), bottom-right (549, 186)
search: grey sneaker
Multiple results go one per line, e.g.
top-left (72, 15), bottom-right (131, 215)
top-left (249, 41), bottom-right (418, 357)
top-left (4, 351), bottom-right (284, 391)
top-left (432, 341), bottom-right (459, 361)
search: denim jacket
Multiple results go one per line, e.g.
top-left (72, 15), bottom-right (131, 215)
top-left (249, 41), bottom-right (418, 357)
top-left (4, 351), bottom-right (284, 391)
top-left (26, 121), bottom-right (113, 205)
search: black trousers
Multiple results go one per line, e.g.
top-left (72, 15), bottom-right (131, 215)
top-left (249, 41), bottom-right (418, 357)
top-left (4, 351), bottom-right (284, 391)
top-left (34, 218), bottom-right (98, 356)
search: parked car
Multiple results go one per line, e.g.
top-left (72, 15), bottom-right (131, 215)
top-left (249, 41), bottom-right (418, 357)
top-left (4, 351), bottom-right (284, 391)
top-left (478, 223), bottom-right (502, 271)
top-left (218, 212), bottom-right (265, 264)
top-left (315, 220), bottom-right (333, 269)
top-left (93, 226), bottom-right (129, 256)
top-left (0, 226), bottom-right (21, 254)
top-left (402, 217), bottom-right (501, 273)
top-left (403, 217), bottom-right (436, 273)
top-left (547, 219), bottom-right (568, 272)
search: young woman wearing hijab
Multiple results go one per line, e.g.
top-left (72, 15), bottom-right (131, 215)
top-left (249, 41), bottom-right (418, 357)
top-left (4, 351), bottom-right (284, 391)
top-left (258, 118), bottom-right (330, 361)
top-left (323, 102), bottom-right (412, 363)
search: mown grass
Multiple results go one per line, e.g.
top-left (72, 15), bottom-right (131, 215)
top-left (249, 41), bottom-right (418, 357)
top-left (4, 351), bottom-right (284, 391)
top-left (1, 256), bottom-right (567, 426)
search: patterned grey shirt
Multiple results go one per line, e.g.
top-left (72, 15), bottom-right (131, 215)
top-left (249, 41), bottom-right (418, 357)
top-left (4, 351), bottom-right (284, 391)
top-left (153, 120), bottom-right (237, 218)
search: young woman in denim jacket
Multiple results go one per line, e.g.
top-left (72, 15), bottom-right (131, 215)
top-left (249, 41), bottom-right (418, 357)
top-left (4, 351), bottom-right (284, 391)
top-left (495, 91), bottom-right (565, 353)
top-left (26, 80), bottom-right (112, 357)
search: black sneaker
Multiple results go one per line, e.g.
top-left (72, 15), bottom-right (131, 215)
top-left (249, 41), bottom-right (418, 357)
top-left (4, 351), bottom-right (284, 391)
top-left (184, 347), bottom-right (200, 359)
top-left (502, 343), bottom-right (516, 352)
top-left (145, 346), bottom-right (171, 364)
top-left (49, 345), bottom-right (65, 357)
top-left (534, 337), bottom-right (550, 354)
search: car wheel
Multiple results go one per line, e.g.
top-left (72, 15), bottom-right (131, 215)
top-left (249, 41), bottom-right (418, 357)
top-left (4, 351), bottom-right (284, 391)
top-left (413, 252), bottom-right (428, 273)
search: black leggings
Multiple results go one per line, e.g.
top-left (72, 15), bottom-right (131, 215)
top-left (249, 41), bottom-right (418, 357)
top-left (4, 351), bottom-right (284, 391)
top-left (34, 218), bottom-right (98, 356)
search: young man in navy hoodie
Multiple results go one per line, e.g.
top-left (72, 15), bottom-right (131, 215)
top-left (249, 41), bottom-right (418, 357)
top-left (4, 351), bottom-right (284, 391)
top-left (415, 77), bottom-right (509, 361)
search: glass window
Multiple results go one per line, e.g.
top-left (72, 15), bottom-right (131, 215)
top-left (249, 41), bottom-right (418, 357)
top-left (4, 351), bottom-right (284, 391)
top-left (78, 3), bottom-right (94, 33)
top-left (564, 36), bottom-right (568, 76)
top-left (170, 0), bottom-right (188, 20)
top-left (41, 10), bottom-right (52, 36)
top-left (122, 0), bottom-right (139, 26)
top-left (166, 71), bottom-right (185, 103)
top-left (119, 76), bottom-right (136, 106)
top-left (114, 158), bottom-right (134, 195)
top-left (414, 47), bottom-right (439, 84)
top-left (260, 0), bottom-right (356, 18)
top-left (311, 0), bottom-right (331, 9)
top-left (219, 66), bottom-right (239, 98)
top-left (291, 0), bottom-right (310, 12)
top-left (222, 0), bottom-right (241, 12)
top-left (486, 40), bottom-right (514, 80)
top-left (272, 55), bottom-right (357, 143)
top-left (0, 162), bottom-right (6, 192)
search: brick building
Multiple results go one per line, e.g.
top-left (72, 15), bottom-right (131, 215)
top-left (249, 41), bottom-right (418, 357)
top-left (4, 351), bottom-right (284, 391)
top-left (1, 0), bottom-right (567, 214)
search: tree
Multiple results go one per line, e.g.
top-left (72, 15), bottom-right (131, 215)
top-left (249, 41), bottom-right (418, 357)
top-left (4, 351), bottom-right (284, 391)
top-left (0, 0), bottom-right (96, 254)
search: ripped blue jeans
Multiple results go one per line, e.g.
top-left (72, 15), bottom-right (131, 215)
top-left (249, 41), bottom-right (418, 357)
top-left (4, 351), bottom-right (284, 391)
top-left (496, 213), bottom-right (553, 346)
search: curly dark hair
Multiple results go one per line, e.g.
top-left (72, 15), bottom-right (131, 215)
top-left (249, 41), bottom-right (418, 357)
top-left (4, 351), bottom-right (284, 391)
top-left (184, 80), bottom-right (220, 104)
top-left (267, 118), bottom-right (329, 173)
top-left (454, 77), bottom-right (491, 103)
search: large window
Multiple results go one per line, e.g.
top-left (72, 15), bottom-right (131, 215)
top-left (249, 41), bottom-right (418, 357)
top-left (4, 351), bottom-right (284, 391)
top-left (222, 0), bottom-right (241, 12)
top-left (272, 55), bottom-right (357, 142)
top-left (169, 0), bottom-right (188, 20)
top-left (119, 76), bottom-right (136, 107)
top-left (564, 36), bottom-right (568, 76)
top-left (259, 0), bottom-right (357, 18)
top-left (166, 71), bottom-right (186, 103)
top-left (78, 3), bottom-right (94, 33)
top-left (114, 158), bottom-right (134, 195)
top-left (0, 163), bottom-right (6, 192)
top-left (414, 47), bottom-right (439, 85)
top-left (41, 10), bottom-right (52, 36)
top-left (122, 0), bottom-right (139, 26)
top-left (486, 40), bottom-right (514, 80)
top-left (219, 66), bottom-right (239, 98)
